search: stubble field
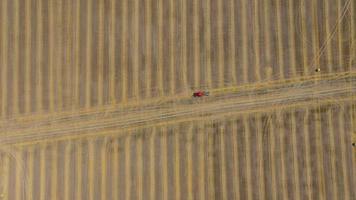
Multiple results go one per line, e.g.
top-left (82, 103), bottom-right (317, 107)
top-left (0, 0), bottom-right (355, 199)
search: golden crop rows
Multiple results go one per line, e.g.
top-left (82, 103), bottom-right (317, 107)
top-left (0, 0), bottom-right (355, 118)
top-left (0, 0), bottom-right (355, 199)
top-left (0, 104), bottom-right (355, 199)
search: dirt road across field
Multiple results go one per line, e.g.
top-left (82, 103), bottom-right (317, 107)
top-left (1, 72), bottom-right (355, 145)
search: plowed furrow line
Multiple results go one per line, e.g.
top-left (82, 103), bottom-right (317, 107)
top-left (339, 109), bottom-right (350, 200)
top-left (1, 0), bottom-right (8, 117)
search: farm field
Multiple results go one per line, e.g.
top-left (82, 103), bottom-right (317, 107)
top-left (0, 0), bottom-right (356, 199)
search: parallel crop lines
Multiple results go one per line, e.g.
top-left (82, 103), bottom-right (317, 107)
top-left (219, 122), bottom-right (228, 200)
top-left (242, 116), bottom-right (252, 200)
top-left (314, 107), bottom-right (326, 200)
top-left (173, 126), bottom-right (181, 200)
top-left (64, 0), bottom-right (73, 110)
top-left (100, 139), bottom-right (107, 200)
top-left (56, 0), bottom-right (64, 110)
top-left (48, 0), bottom-right (54, 112)
top-left (197, 124), bottom-right (206, 200)
top-left (120, 0), bottom-right (127, 103)
top-left (169, 0), bottom-right (175, 94)
top-left (240, 0), bottom-right (248, 84)
top-left (1, 0), bottom-right (8, 117)
top-left (97, 0), bottom-right (105, 106)
top-left (0, 0), bottom-right (355, 199)
top-left (229, 0), bottom-right (237, 85)
top-left (311, 0), bottom-right (320, 72)
top-left (204, 0), bottom-right (212, 88)
top-left (291, 111), bottom-right (301, 200)
top-left (76, 141), bottom-right (83, 200)
top-left (338, 108), bottom-right (350, 200)
top-left (217, 0), bottom-right (224, 87)
top-left (269, 114), bottom-right (278, 200)
top-left (15, 149), bottom-right (23, 200)
top-left (88, 140), bottom-right (95, 200)
top-left (156, 0), bottom-right (164, 96)
top-left (13, 0), bottom-right (20, 115)
top-left (303, 109), bottom-right (313, 200)
top-left (28, 147), bottom-right (35, 200)
top-left (324, 0), bottom-right (333, 73)
top-left (231, 119), bottom-right (240, 200)
top-left (73, 0), bottom-right (81, 107)
top-left (186, 124), bottom-right (194, 200)
top-left (276, 0), bottom-right (285, 79)
top-left (327, 109), bottom-right (338, 200)
top-left (160, 127), bottom-right (168, 200)
top-left (263, 0), bottom-right (272, 80)
top-left (0, 0), bottom-right (354, 118)
top-left (64, 142), bottom-right (72, 200)
top-left (39, 145), bottom-right (47, 200)
top-left (145, 0), bottom-right (152, 98)
top-left (256, 114), bottom-right (265, 199)
top-left (300, 0), bottom-right (310, 76)
top-left (149, 128), bottom-right (156, 200)
top-left (337, 0), bottom-right (344, 72)
top-left (136, 135), bottom-right (143, 200)
top-left (193, 0), bottom-right (200, 89)
top-left (276, 112), bottom-right (288, 200)
top-left (1, 104), bottom-right (355, 199)
top-left (132, 0), bottom-right (140, 100)
top-left (287, 0), bottom-right (297, 77)
top-left (351, 0), bottom-right (355, 71)
top-left (2, 154), bottom-right (10, 200)
top-left (253, 0), bottom-right (261, 81)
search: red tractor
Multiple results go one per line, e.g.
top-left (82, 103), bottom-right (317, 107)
top-left (193, 90), bottom-right (209, 97)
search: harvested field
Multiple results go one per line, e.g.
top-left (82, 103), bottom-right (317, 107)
top-left (0, 103), bottom-right (355, 199)
top-left (0, 0), bottom-right (355, 117)
top-left (0, 0), bottom-right (356, 199)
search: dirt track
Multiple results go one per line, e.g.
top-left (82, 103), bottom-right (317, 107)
top-left (0, 72), bottom-right (354, 145)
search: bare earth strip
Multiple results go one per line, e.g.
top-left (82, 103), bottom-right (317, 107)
top-left (1, 73), bottom-right (355, 145)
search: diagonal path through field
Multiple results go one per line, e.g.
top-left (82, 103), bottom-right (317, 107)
top-left (1, 72), bottom-right (355, 145)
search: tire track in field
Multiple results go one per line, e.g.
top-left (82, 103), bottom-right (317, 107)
top-left (1, 74), bottom-right (356, 145)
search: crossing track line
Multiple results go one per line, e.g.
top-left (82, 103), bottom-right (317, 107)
top-left (1, 74), bottom-right (356, 146)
